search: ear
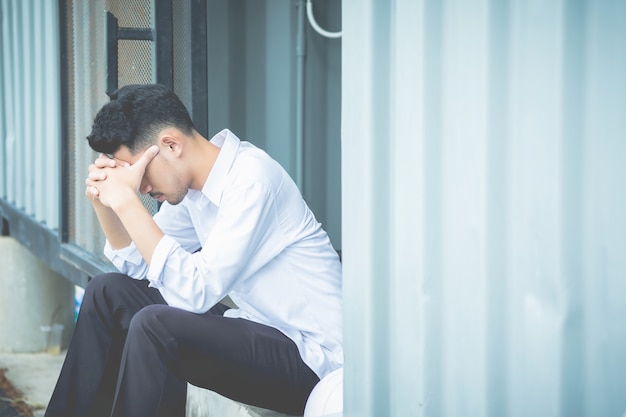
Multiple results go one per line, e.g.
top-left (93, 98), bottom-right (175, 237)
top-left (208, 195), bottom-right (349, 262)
top-left (158, 131), bottom-right (183, 158)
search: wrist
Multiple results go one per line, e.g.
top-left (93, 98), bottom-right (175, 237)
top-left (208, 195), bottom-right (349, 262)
top-left (109, 189), bottom-right (141, 213)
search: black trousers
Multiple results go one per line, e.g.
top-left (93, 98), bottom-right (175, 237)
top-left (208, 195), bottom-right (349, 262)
top-left (44, 273), bottom-right (319, 417)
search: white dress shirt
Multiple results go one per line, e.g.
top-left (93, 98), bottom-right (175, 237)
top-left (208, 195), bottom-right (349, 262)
top-left (104, 129), bottom-right (343, 378)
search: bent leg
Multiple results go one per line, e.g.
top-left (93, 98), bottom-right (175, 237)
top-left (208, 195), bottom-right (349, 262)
top-left (112, 304), bottom-right (319, 417)
top-left (44, 273), bottom-right (166, 417)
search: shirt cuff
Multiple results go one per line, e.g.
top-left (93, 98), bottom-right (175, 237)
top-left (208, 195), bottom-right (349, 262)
top-left (146, 235), bottom-right (179, 288)
top-left (104, 240), bottom-right (143, 265)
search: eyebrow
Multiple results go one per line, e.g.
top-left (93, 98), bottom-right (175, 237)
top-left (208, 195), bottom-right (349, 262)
top-left (105, 153), bottom-right (132, 166)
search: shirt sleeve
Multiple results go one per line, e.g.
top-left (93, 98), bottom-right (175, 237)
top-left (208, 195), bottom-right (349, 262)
top-left (145, 177), bottom-right (286, 313)
top-left (103, 199), bottom-right (200, 279)
top-left (104, 240), bottom-right (149, 279)
top-left (153, 201), bottom-right (202, 253)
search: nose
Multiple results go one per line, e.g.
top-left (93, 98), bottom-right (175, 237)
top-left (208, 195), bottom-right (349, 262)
top-left (140, 178), bottom-right (152, 195)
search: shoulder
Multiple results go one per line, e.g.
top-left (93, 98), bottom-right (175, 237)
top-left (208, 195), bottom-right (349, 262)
top-left (231, 142), bottom-right (287, 186)
top-left (153, 197), bottom-right (191, 220)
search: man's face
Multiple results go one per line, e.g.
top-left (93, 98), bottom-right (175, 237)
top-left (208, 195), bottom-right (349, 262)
top-left (112, 145), bottom-right (188, 205)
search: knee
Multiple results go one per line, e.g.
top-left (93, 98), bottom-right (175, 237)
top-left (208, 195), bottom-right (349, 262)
top-left (81, 272), bottom-right (130, 311)
top-left (128, 304), bottom-right (171, 338)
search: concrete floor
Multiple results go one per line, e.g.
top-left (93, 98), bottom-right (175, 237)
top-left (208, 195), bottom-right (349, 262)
top-left (0, 237), bottom-right (297, 417)
top-left (0, 351), bottom-right (65, 417)
top-left (0, 351), bottom-right (294, 417)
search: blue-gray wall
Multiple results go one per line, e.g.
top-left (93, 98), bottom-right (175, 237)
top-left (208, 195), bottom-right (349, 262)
top-left (206, 0), bottom-right (342, 249)
top-left (342, 1), bottom-right (626, 416)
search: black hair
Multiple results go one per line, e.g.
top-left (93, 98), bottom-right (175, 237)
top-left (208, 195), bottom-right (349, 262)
top-left (86, 84), bottom-right (194, 155)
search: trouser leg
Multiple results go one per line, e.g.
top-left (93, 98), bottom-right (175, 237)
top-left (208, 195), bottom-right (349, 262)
top-left (112, 304), bottom-right (320, 417)
top-left (44, 273), bottom-right (166, 417)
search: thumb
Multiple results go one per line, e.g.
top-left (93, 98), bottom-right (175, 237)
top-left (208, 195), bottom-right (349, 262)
top-left (133, 145), bottom-right (159, 170)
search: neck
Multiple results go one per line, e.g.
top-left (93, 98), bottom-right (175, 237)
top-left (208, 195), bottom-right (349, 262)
top-left (187, 130), bottom-right (220, 191)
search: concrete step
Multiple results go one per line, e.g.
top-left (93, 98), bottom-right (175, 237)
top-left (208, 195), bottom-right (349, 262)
top-left (0, 352), bottom-right (298, 417)
top-left (186, 384), bottom-right (298, 417)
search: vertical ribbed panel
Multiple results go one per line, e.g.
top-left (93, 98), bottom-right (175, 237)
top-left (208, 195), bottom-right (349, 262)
top-left (0, 0), bottom-right (61, 230)
top-left (66, 0), bottom-right (108, 255)
top-left (342, 1), bottom-right (626, 416)
top-left (0, 2), bottom-right (5, 199)
top-left (44, 0), bottom-right (61, 230)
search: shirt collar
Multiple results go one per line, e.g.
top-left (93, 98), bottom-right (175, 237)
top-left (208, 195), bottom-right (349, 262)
top-left (194, 129), bottom-right (240, 205)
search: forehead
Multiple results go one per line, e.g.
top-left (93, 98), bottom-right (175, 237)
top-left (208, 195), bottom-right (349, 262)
top-left (111, 145), bottom-right (141, 165)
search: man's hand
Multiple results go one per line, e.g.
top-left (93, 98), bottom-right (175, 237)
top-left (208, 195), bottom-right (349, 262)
top-left (85, 145), bottom-right (159, 209)
top-left (85, 153), bottom-right (128, 205)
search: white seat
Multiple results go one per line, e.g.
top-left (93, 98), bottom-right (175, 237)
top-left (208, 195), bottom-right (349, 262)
top-left (303, 367), bottom-right (343, 417)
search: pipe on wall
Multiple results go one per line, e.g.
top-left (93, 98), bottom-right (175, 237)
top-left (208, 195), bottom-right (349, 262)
top-left (295, 0), bottom-right (306, 193)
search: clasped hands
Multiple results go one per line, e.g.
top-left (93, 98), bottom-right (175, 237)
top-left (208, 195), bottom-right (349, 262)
top-left (85, 145), bottom-right (159, 210)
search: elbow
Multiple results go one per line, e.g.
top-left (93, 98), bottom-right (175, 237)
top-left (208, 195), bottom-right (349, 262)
top-left (189, 287), bottom-right (220, 314)
top-left (185, 304), bottom-right (208, 314)
top-left (165, 286), bottom-right (217, 314)
top-left (164, 296), bottom-right (209, 314)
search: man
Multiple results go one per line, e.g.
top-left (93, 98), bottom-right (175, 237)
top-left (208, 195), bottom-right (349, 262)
top-left (45, 84), bottom-right (343, 417)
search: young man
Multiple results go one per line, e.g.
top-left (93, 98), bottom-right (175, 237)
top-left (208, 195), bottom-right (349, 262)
top-left (45, 84), bottom-right (343, 417)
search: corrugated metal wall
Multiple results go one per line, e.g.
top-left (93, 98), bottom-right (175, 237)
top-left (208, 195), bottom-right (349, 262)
top-left (0, 0), bottom-right (61, 231)
top-left (342, 1), bottom-right (626, 416)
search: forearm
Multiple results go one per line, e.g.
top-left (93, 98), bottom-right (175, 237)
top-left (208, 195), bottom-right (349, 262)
top-left (111, 194), bottom-right (164, 264)
top-left (91, 200), bottom-right (132, 249)
top-left (85, 145), bottom-right (162, 264)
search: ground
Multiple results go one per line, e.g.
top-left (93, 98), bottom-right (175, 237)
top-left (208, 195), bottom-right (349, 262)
top-left (0, 367), bottom-right (35, 417)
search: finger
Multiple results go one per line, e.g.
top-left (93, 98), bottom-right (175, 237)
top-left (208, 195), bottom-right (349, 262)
top-left (86, 173), bottom-right (101, 185)
top-left (85, 176), bottom-right (105, 188)
top-left (84, 186), bottom-right (99, 198)
top-left (87, 171), bottom-right (107, 181)
top-left (132, 145), bottom-right (159, 170)
top-left (94, 156), bottom-right (118, 168)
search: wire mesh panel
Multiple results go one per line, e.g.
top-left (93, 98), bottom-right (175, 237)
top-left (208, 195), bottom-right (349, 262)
top-left (106, 0), bottom-right (151, 28)
top-left (108, 0), bottom-right (154, 88)
top-left (117, 40), bottom-right (154, 86)
top-left (111, 0), bottom-right (157, 214)
top-left (172, 0), bottom-right (192, 113)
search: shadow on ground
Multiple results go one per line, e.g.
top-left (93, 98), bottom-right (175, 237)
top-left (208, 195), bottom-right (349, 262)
top-left (0, 369), bottom-right (33, 417)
